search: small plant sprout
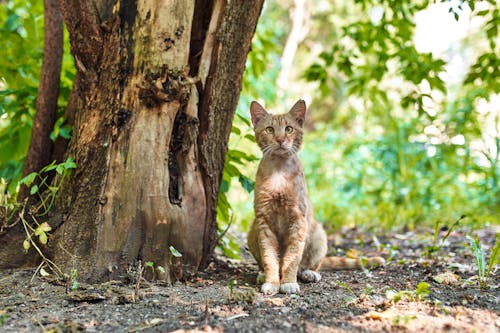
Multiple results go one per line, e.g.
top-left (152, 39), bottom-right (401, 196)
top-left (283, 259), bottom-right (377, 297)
top-left (169, 246), bottom-right (182, 258)
top-left (0, 310), bottom-right (7, 327)
top-left (386, 281), bottom-right (430, 303)
top-left (70, 268), bottom-right (79, 291)
top-left (145, 261), bottom-right (156, 279)
top-left (424, 215), bottom-right (465, 258)
top-left (415, 282), bottom-right (430, 301)
top-left (467, 233), bottom-right (500, 289)
top-left (145, 261), bottom-right (168, 280)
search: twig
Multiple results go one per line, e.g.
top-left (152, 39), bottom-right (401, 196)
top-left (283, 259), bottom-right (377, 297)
top-left (216, 214), bottom-right (234, 245)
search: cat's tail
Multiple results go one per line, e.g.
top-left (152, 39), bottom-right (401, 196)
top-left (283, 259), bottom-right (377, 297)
top-left (319, 256), bottom-right (385, 270)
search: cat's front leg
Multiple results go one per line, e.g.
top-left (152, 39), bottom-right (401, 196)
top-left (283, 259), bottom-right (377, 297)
top-left (280, 220), bottom-right (307, 294)
top-left (257, 223), bottom-right (280, 295)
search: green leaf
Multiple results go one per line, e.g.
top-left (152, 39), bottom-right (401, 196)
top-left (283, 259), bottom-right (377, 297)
top-left (244, 134), bottom-right (256, 143)
top-left (486, 233), bottom-right (500, 278)
top-left (39, 222), bottom-right (52, 232)
top-left (231, 126), bottom-right (241, 135)
top-left (220, 237), bottom-right (241, 259)
top-left (58, 125), bottom-right (72, 139)
top-left (30, 184), bottom-right (38, 195)
top-left (145, 261), bottom-right (154, 267)
top-left (220, 179), bottom-right (229, 193)
top-left (238, 175), bottom-right (254, 193)
top-left (63, 157), bottom-right (77, 169)
top-left (56, 164), bottom-right (64, 175)
top-left (38, 232), bottom-right (48, 244)
top-left (19, 172), bottom-right (37, 186)
top-left (23, 239), bottom-right (31, 252)
top-left (41, 160), bottom-right (58, 172)
top-left (169, 246), bottom-right (182, 257)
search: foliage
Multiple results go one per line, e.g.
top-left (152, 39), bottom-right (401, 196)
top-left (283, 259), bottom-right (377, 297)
top-left (18, 157), bottom-right (76, 215)
top-left (0, 0), bottom-right (74, 193)
top-left (301, 0), bottom-right (499, 228)
top-left (1, 0), bottom-right (498, 262)
top-left (213, 0), bottom-right (500, 266)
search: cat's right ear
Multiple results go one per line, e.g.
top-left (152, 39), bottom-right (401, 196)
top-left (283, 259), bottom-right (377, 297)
top-left (250, 101), bottom-right (268, 127)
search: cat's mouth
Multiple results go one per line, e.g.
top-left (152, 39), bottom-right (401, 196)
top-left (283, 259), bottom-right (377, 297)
top-left (272, 145), bottom-right (291, 155)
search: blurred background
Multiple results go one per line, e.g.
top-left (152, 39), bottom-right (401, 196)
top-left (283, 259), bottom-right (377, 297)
top-left (220, 0), bottom-right (499, 256)
top-left (1, 1), bottom-right (499, 258)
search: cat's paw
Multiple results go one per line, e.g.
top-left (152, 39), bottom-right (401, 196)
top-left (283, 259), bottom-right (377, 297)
top-left (280, 282), bottom-right (300, 294)
top-left (299, 269), bottom-right (322, 283)
top-left (261, 282), bottom-right (279, 295)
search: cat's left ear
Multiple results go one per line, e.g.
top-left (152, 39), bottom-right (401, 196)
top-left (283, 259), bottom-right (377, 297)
top-left (289, 99), bottom-right (306, 126)
top-left (250, 101), bottom-right (268, 127)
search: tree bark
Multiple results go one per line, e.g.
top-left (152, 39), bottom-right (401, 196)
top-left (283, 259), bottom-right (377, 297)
top-left (11, 0), bottom-right (264, 282)
top-left (19, 0), bottom-right (63, 201)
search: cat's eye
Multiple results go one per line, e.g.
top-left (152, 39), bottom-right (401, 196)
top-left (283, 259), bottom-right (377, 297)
top-left (285, 126), bottom-right (293, 134)
top-left (265, 127), bottom-right (274, 134)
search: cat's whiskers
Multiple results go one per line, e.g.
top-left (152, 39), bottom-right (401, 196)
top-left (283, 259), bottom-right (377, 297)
top-left (262, 145), bottom-right (272, 156)
top-left (288, 143), bottom-right (299, 155)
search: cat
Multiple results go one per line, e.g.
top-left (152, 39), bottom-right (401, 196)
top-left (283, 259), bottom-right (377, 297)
top-left (247, 99), bottom-right (385, 295)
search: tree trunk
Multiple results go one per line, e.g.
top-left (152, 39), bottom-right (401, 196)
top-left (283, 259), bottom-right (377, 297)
top-left (33, 0), bottom-right (263, 282)
top-left (18, 0), bottom-right (63, 201)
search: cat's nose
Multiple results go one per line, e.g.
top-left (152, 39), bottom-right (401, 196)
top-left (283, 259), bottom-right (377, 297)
top-left (276, 138), bottom-right (284, 145)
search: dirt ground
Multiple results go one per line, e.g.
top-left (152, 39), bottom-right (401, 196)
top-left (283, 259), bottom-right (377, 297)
top-left (1, 226), bottom-right (498, 333)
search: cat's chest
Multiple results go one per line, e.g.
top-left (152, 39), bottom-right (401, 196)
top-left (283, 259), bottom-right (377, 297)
top-left (256, 169), bottom-right (305, 207)
top-left (255, 157), bottom-right (306, 206)
top-left (264, 172), bottom-right (292, 192)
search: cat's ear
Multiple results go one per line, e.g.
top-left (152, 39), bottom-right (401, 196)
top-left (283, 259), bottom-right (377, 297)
top-left (289, 99), bottom-right (306, 126)
top-left (250, 101), bottom-right (268, 127)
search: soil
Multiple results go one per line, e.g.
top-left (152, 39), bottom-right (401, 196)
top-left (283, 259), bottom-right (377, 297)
top-left (1, 226), bottom-right (498, 333)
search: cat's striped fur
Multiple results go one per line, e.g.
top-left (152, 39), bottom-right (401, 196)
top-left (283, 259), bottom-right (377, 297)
top-left (247, 100), bottom-right (384, 295)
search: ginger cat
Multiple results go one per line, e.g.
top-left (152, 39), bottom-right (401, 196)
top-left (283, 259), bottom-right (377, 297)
top-left (247, 100), bottom-right (385, 295)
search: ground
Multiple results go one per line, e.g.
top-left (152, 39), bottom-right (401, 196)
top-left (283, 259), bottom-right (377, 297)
top-left (1, 226), bottom-right (498, 332)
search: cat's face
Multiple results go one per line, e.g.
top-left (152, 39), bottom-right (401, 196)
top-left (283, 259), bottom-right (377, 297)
top-left (250, 100), bottom-right (306, 157)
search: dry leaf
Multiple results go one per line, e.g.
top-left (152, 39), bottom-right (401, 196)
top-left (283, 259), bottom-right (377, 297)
top-left (346, 248), bottom-right (359, 259)
top-left (433, 271), bottom-right (461, 286)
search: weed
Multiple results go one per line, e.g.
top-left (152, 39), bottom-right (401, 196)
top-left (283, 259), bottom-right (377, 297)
top-left (386, 281), bottom-right (430, 303)
top-left (144, 261), bottom-right (166, 280)
top-left (423, 215), bottom-right (465, 258)
top-left (0, 310), bottom-right (6, 326)
top-left (70, 268), bottom-right (79, 291)
top-left (467, 233), bottom-right (500, 289)
top-left (226, 279), bottom-right (256, 305)
top-left (334, 280), bottom-right (356, 296)
top-left (415, 282), bottom-right (430, 301)
top-left (18, 157), bottom-right (77, 216)
top-left (168, 245), bottom-right (182, 261)
top-left (1, 158), bottom-right (77, 279)
top-left (392, 314), bottom-right (416, 326)
top-left (17, 205), bottom-right (64, 279)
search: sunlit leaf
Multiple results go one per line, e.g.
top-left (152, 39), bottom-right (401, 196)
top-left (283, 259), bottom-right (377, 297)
top-left (169, 246), bottom-right (182, 258)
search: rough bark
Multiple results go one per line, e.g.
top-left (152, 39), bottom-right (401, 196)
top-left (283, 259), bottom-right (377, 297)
top-left (19, 0), bottom-right (63, 201)
top-left (0, 0), bottom-right (264, 282)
